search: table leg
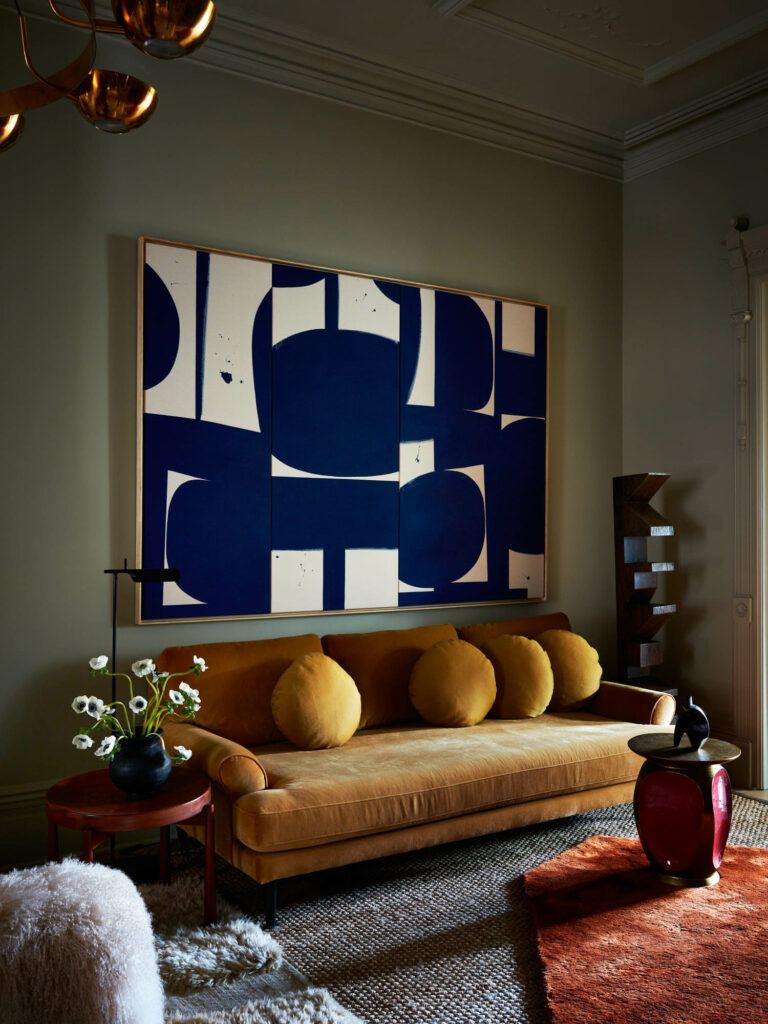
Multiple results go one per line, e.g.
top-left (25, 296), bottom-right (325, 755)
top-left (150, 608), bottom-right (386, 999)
top-left (203, 803), bottom-right (216, 925)
top-left (82, 829), bottom-right (97, 863)
top-left (159, 824), bottom-right (171, 884)
top-left (47, 820), bottom-right (59, 862)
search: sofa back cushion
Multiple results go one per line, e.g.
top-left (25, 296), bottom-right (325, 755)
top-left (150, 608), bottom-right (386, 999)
top-left (322, 623), bottom-right (458, 728)
top-left (155, 634), bottom-right (323, 746)
top-left (457, 612), bottom-right (571, 649)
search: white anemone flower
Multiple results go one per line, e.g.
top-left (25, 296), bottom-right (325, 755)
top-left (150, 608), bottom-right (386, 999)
top-left (71, 695), bottom-right (89, 714)
top-left (173, 745), bottom-right (192, 761)
top-left (129, 696), bottom-right (148, 713)
top-left (86, 697), bottom-right (106, 719)
top-left (89, 655), bottom-right (109, 671)
top-left (179, 682), bottom-right (200, 698)
top-left (192, 655), bottom-right (207, 672)
top-left (94, 735), bottom-right (116, 758)
top-left (132, 658), bottom-right (156, 678)
top-left (72, 734), bottom-right (93, 750)
top-left (168, 689), bottom-right (185, 705)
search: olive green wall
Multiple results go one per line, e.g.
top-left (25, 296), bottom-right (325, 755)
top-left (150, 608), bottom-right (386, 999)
top-left (0, 16), bottom-right (622, 863)
top-left (623, 128), bottom-right (768, 741)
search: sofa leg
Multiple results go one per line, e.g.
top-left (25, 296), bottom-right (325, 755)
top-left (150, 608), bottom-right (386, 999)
top-left (262, 880), bottom-right (277, 929)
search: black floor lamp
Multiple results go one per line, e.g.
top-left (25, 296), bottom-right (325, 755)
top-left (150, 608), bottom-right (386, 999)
top-left (104, 559), bottom-right (181, 702)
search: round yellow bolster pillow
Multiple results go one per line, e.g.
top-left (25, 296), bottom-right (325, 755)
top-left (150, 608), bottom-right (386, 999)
top-left (409, 638), bottom-right (496, 727)
top-left (537, 629), bottom-right (602, 711)
top-left (271, 652), bottom-right (361, 749)
top-left (482, 634), bottom-right (554, 719)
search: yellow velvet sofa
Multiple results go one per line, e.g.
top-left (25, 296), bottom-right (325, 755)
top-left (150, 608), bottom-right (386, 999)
top-left (160, 612), bottom-right (675, 925)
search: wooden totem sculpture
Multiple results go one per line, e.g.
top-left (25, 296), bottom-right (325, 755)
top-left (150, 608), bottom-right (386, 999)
top-left (612, 473), bottom-right (676, 691)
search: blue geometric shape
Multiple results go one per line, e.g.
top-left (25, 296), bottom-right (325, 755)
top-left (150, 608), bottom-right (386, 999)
top-left (141, 414), bottom-right (271, 619)
top-left (373, 280), bottom-right (401, 305)
top-left (195, 251), bottom-right (209, 420)
top-left (272, 478), bottom-right (398, 611)
top-left (272, 329), bottom-right (398, 477)
top-left (143, 265), bottom-right (179, 391)
top-left (399, 470), bottom-right (485, 589)
top-left (272, 265), bottom-right (325, 288)
top-left (485, 417), bottom-right (546, 558)
top-left (272, 478), bottom-right (398, 550)
top-left (399, 284), bottom-right (423, 405)
top-left (435, 291), bottom-right (493, 411)
top-left (495, 306), bottom-right (547, 418)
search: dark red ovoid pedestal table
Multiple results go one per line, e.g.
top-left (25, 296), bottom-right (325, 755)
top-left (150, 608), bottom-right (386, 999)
top-left (628, 733), bottom-right (741, 887)
top-left (46, 767), bottom-right (216, 923)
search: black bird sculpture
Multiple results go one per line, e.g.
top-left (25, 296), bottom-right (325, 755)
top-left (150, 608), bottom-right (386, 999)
top-left (673, 696), bottom-right (709, 751)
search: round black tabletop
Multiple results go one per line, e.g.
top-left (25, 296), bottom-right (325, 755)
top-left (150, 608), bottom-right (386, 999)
top-left (628, 732), bottom-right (741, 767)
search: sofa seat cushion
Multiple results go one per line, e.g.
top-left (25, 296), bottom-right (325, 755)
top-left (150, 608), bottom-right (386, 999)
top-left (233, 714), bottom-right (662, 853)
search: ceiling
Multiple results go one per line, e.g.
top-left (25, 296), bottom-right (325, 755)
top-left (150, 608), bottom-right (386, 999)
top-left (7, 0), bottom-right (768, 179)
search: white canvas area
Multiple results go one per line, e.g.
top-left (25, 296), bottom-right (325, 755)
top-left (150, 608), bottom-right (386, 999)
top-left (271, 550), bottom-right (324, 613)
top-left (163, 471), bottom-right (206, 606)
top-left (144, 243), bottom-right (198, 420)
top-left (399, 439), bottom-right (435, 487)
top-left (338, 274), bottom-right (399, 340)
top-left (201, 255), bottom-right (270, 433)
top-left (470, 295), bottom-right (495, 417)
top-left (272, 280), bottom-right (325, 346)
top-left (345, 549), bottom-right (399, 609)
top-left (508, 550), bottom-right (545, 598)
top-left (502, 301), bottom-right (536, 356)
top-left (452, 465), bottom-right (488, 584)
top-left (406, 289), bottom-right (435, 407)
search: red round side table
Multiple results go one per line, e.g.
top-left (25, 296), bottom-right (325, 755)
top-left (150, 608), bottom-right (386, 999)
top-left (46, 767), bottom-right (216, 924)
top-left (628, 733), bottom-right (741, 887)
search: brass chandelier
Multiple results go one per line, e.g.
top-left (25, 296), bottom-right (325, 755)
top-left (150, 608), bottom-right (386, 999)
top-left (0, 0), bottom-right (216, 152)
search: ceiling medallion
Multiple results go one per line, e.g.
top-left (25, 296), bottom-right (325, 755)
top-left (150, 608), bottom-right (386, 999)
top-left (0, 0), bottom-right (216, 152)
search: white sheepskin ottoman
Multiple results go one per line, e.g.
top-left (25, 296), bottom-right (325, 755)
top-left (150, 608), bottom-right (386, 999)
top-left (0, 858), bottom-right (164, 1024)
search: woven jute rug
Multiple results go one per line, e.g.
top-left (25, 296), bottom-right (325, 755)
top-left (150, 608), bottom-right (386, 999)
top-left (208, 793), bottom-right (768, 1024)
top-left (525, 834), bottom-right (768, 1024)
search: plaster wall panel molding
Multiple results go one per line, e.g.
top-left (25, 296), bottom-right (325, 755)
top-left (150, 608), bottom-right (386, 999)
top-left (643, 10), bottom-right (768, 84)
top-left (453, 6), bottom-right (643, 82)
top-left (431, 0), bottom-right (475, 14)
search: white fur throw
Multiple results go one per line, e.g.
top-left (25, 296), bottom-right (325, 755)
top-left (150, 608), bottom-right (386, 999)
top-left (0, 858), bottom-right (164, 1024)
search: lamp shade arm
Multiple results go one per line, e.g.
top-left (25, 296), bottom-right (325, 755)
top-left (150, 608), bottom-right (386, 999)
top-left (0, 0), bottom-right (96, 115)
top-left (49, 0), bottom-right (123, 33)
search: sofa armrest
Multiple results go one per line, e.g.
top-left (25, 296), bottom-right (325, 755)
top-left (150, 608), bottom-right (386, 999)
top-left (163, 721), bottom-right (268, 798)
top-left (591, 680), bottom-right (675, 726)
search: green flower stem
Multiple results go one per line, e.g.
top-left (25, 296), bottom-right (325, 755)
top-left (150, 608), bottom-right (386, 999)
top-left (78, 662), bottom-right (201, 742)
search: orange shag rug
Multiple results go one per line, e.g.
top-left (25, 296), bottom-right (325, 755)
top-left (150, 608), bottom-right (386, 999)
top-left (524, 835), bottom-right (768, 1024)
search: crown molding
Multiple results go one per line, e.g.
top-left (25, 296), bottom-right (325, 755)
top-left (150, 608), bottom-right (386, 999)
top-left (191, 12), bottom-right (624, 180)
top-left (624, 69), bottom-right (768, 180)
top-left (3, 2), bottom-right (767, 183)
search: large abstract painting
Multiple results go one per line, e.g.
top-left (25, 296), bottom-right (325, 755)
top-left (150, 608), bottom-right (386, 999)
top-left (137, 238), bottom-right (548, 622)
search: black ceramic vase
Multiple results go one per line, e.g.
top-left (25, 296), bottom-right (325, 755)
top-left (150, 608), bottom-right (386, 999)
top-left (109, 730), bottom-right (172, 800)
